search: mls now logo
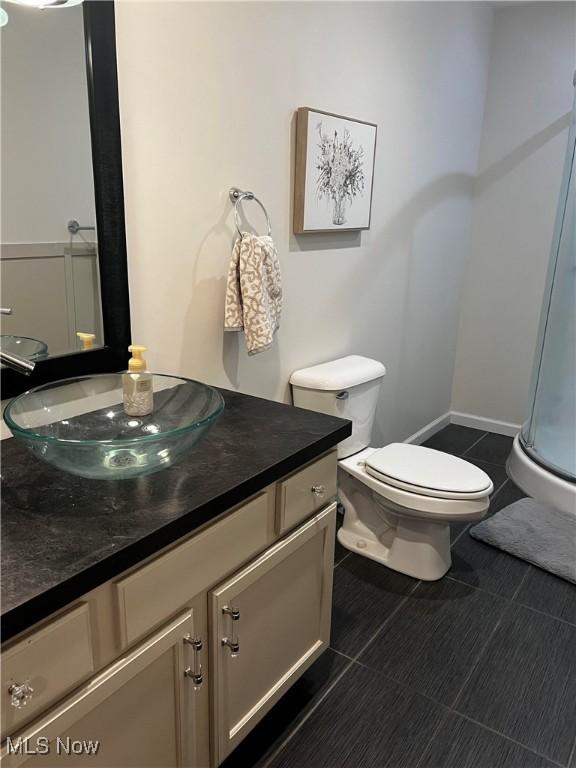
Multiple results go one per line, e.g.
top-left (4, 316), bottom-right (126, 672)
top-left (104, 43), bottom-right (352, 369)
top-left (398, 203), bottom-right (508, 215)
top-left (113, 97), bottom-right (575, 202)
top-left (6, 737), bottom-right (100, 756)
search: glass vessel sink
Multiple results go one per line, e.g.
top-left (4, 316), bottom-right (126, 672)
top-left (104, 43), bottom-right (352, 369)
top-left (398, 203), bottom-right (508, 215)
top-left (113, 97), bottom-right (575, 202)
top-left (0, 335), bottom-right (48, 362)
top-left (4, 373), bottom-right (224, 479)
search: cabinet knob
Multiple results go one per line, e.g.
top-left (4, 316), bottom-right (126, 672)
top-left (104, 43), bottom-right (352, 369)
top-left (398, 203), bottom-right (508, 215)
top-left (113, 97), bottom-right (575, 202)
top-left (8, 681), bottom-right (34, 709)
top-left (311, 484), bottom-right (326, 497)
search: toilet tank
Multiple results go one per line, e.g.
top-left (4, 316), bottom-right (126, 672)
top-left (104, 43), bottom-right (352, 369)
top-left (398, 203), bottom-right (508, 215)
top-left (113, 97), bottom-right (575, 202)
top-left (290, 356), bottom-right (386, 459)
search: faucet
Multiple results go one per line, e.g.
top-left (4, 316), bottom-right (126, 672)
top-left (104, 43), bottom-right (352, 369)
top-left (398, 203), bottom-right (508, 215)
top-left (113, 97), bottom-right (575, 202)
top-left (0, 307), bottom-right (36, 375)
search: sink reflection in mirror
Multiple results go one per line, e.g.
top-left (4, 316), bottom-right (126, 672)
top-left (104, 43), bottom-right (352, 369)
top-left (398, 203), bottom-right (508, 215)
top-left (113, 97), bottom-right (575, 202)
top-left (0, 335), bottom-right (48, 363)
top-left (1, 2), bottom-right (103, 360)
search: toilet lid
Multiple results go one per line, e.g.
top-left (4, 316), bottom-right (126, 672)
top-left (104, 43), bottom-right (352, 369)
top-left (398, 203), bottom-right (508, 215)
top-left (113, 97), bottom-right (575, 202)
top-left (365, 443), bottom-right (493, 498)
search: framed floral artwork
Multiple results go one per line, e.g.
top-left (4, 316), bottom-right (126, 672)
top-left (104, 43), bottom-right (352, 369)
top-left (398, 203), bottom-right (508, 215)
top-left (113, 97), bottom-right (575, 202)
top-left (294, 108), bottom-right (377, 233)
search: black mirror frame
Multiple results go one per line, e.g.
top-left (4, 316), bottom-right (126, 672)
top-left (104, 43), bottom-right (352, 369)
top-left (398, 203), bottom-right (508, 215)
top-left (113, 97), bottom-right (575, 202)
top-left (1, 0), bottom-right (131, 400)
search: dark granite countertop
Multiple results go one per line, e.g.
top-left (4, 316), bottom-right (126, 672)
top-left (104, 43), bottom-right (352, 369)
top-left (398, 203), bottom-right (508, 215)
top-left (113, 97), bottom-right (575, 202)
top-left (1, 388), bottom-right (350, 643)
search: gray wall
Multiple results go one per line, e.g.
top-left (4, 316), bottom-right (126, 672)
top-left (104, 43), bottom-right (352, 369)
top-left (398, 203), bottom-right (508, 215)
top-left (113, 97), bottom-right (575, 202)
top-left (116, 1), bottom-right (493, 446)
top-left (452, 2), bottom-right (576, 428)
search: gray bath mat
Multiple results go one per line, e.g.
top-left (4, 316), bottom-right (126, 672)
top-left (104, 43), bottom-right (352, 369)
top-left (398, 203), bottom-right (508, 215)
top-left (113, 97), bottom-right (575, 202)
top-left (470, 498), bottom-right (576, 584)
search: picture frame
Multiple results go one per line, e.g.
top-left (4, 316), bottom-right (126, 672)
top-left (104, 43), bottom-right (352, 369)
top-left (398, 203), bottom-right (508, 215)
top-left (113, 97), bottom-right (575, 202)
top-left (294, 107), bottom-right (377, 234)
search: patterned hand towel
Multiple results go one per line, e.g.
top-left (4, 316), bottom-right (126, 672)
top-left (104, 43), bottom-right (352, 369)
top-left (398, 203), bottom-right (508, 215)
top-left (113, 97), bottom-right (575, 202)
top-left (224, 233), bottom-right (282, 355)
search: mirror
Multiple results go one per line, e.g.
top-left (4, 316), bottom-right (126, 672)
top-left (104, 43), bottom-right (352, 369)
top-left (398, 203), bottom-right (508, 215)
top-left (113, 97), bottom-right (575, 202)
top-left (1, 1), bottom-right (104, 365)
top-left (0, 0), bottom-right (131, 400)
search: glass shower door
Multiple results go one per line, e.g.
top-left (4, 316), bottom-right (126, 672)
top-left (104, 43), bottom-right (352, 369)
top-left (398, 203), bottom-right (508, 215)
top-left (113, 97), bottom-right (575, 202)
top-left (521, 86), bottom-right (576, 481)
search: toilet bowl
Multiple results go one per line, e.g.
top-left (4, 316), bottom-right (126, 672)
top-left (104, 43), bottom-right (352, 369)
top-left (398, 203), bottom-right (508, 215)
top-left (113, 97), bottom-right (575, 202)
top-left (290, 355), bottom-right (493, 580)
top-left (337, 446), bottom-right (492, 580)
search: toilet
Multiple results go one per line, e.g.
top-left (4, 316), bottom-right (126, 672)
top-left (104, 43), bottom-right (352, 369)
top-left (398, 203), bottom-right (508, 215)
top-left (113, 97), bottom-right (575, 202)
top-left (290, 356), bottom-right (493, 580)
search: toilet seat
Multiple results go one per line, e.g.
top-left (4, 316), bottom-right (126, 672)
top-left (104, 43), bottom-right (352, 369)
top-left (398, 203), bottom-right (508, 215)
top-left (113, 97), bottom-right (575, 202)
top-left (364, 443), bottom-right (493, 500)
top-left (339, 447), bottom-right (492, 521)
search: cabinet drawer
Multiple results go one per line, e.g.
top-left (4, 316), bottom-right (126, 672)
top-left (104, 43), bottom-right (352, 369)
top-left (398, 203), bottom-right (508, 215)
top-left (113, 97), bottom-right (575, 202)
top-left (116, 490), bottom-right (274, 648)
top-left (1, 604), bottom-right (94, 739)
top-left (276, 452), bottom-right (337, 534)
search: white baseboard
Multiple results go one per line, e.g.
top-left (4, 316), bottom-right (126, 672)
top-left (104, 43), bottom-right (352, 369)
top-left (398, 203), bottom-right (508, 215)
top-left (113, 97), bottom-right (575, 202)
top-left (450, 411), bottom-right (521, 437)
top-left (403, 410), bottom-right (521, 446)
top-left (404, 412), bottom-right (451, 445)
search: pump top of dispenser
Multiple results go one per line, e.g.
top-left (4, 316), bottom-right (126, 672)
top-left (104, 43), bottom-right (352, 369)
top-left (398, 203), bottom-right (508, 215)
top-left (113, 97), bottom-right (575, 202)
top-left (128, 345), bottom-right (147, 373)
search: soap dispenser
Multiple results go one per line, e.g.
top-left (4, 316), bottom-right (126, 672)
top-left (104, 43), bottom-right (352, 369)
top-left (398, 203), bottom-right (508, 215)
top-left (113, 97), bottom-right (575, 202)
top-left (123, 345), bottom-right (153, 417)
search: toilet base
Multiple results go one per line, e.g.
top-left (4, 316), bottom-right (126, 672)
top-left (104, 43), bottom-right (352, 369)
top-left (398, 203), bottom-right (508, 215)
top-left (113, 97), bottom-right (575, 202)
top-left (338, 468), bottom-right (453, 580)
top-left (337, 515), bottom-right (451, 581)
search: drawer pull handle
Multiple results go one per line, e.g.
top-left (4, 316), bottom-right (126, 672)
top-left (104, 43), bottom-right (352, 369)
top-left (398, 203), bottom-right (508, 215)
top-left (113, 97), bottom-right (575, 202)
top-left (184, 636), bottom-right (203, 687)
top-left (311, 484), bottom-right (326, 497)
top-left (8, 681), bottom-right (34, 709)
top-left (335, 391), bottom-right (349, 400)
top-left (222, 606), bottom-right (240, 656)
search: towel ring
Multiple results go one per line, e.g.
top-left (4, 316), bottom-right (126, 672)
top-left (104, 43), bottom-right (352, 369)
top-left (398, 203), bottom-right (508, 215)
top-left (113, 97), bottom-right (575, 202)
top-left (229, 188), bottom-right (272, 238)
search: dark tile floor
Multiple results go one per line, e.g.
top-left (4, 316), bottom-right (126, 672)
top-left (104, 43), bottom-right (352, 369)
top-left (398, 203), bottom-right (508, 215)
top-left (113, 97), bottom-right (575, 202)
top-left (223, 427), bottom-right (576, 768)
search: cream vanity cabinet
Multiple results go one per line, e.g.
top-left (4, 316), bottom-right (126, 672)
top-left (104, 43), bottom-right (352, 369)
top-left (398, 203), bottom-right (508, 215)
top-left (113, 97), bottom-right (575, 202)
top-left (1, 611), bottom-right (198, 768)
top-left (1, 452), bottom-right (338, 768)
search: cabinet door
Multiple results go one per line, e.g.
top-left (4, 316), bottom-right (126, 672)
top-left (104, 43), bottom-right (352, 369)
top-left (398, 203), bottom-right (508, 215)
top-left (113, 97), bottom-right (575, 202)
top-left (1, 611), bottom-right (200, 768)
top-left (210, 503), bottom-right (336, 765)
